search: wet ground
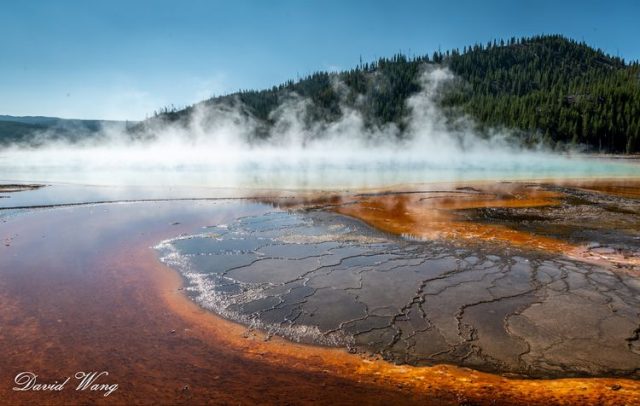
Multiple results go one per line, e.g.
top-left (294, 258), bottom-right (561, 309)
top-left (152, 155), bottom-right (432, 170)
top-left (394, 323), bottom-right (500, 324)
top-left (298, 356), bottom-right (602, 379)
top-left (0, 201), bottom-right (448, 405)
top-left (2, 180), bottom-right (640, 404)
top-left (157, 186), bottom-right (640, 378)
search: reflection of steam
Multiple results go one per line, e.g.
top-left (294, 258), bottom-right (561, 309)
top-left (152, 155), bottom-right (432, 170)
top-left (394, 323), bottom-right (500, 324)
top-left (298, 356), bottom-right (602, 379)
top-left (0, 68), bottom-right (637, 188)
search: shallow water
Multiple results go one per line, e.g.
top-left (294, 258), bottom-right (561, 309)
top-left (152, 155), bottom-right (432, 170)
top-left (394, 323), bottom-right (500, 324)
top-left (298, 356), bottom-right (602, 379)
top-left (0, 183), bottom-right (252, 208)
top-left (0, 153), bottom-right (639, 190)
top-left (156, 203), bottom-right (640, 378)
top-left (1, 155), bottom-right (639, 210)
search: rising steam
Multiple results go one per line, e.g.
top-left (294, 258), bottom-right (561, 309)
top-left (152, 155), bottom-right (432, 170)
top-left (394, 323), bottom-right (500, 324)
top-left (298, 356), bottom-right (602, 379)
top-left (0, 67), bottom-right (635, 189)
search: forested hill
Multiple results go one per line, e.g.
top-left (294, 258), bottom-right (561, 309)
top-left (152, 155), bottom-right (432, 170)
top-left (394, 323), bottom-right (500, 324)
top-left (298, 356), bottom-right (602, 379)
top-left (147, 35), bottom-right (639, 153)
top-left (444, 36), bottom-right (639, 152)
top-left (0, 116), bottom-right (131, 146)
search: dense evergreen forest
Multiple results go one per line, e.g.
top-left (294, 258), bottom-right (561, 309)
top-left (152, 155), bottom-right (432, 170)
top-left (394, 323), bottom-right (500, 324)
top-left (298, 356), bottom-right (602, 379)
top-left (3, 35), bottom-right (638, 152)
top-left (151, 35), bottom-right (640, 153)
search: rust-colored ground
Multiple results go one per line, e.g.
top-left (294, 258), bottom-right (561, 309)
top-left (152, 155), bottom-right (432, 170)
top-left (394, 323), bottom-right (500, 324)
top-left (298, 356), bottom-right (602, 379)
top-left (570, 180), bottom-right (640, 199)
top-left (336, 184), bottom-right (570, 252)
top-left (269, 182), bottom-right (570, 252)
top-left (1, 187), bottom-right (640, 404)
top-left (269, 179), bottom-right (640, 269)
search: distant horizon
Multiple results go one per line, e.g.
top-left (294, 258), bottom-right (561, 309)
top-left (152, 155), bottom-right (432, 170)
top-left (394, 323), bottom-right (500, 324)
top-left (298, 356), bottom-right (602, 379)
top-left (2, 0), bottom-right (638, 121)
top-left (0, 113), bottom-right (137, 122)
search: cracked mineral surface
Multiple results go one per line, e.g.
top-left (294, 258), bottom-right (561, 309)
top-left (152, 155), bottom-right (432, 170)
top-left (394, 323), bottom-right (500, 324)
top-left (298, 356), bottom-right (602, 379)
top-left (156, 185), bottom-right (640, 379)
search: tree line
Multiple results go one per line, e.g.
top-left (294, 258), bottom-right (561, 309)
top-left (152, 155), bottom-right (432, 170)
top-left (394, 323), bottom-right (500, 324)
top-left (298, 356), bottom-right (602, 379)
top-left (151, 35), bottom-right (640, 153)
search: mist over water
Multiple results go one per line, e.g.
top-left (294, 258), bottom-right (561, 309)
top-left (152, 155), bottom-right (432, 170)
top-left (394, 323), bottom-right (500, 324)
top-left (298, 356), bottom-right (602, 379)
top-left (0, 68), bottom-right (637, 190)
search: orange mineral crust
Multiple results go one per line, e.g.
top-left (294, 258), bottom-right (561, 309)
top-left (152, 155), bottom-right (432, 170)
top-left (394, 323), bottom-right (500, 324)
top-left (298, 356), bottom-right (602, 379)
top-left (267, 183), bottom-right (572, 253)
top-left (268, 180), bottom-right (640, 268)
top-left (570, 180), bottom-right (640, 199)
top-left (264, 181), bottom-right (640, 280)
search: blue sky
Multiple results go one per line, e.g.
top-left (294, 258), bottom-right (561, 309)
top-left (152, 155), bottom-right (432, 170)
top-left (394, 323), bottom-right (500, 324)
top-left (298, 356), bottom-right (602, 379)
top-left (1, 0), bottom-right (638, 120)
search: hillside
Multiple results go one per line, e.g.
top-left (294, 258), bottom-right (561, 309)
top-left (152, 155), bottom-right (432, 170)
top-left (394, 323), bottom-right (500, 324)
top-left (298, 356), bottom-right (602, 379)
top-left (0, 116), bottom-right (131, 146)
top-left (0, 120), bottom-right (47, 145)
top-left (145, 35), bottom-right (640, 153)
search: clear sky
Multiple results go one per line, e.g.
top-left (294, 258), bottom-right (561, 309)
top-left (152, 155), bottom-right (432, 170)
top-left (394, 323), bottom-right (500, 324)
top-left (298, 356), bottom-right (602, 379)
top-left (1, 0), bottom-right (638, 120)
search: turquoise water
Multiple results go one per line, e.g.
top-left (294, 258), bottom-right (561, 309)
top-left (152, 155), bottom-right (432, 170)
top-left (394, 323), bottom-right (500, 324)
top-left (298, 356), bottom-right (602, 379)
top-left (0, 153), bottom-right (638, 190)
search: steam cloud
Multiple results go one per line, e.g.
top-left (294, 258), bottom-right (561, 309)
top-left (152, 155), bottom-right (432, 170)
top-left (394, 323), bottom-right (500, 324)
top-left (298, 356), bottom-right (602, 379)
top-left (0, 67), bottom-right (632, 189)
